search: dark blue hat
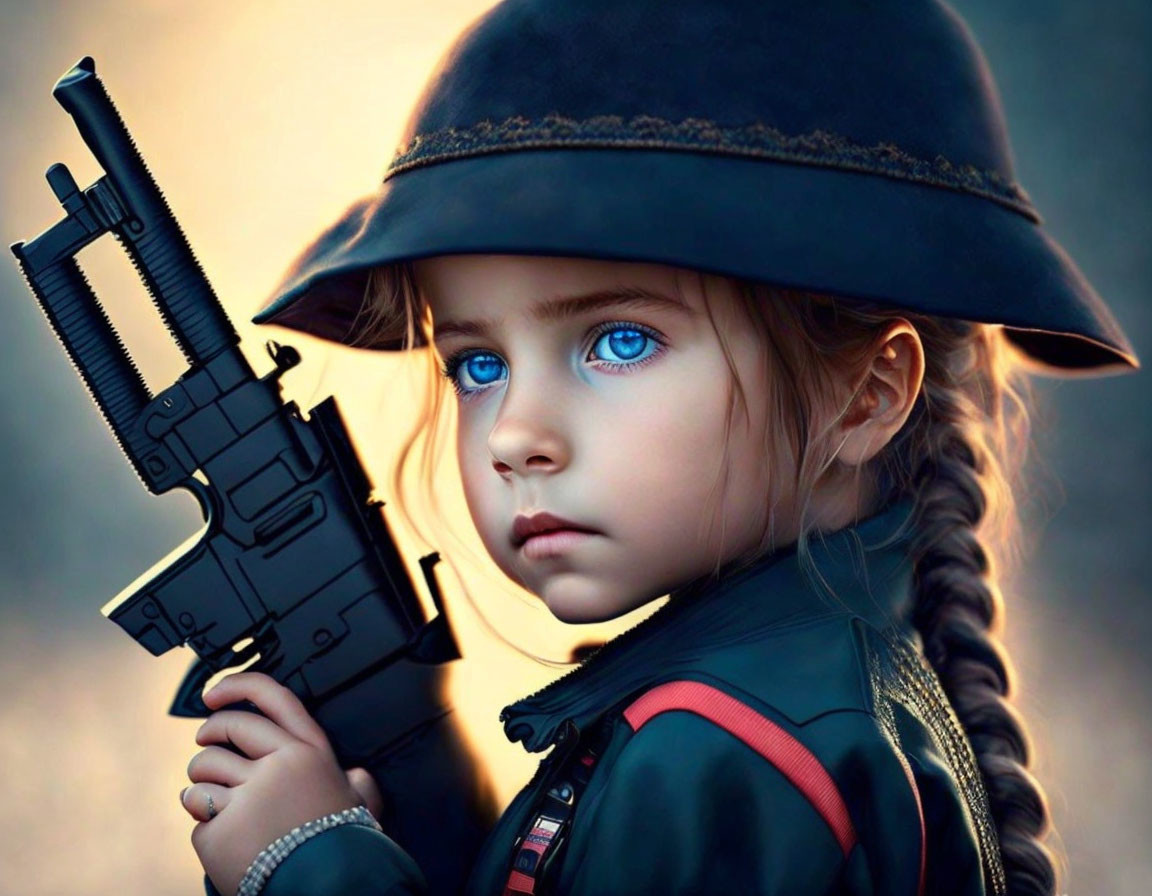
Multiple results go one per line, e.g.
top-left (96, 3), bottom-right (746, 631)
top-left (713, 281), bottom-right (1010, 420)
top-left (253, 0), bottom-right (1139, 375)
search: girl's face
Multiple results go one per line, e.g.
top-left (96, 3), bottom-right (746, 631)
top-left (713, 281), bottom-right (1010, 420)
top-left (415, 254), bottom-right (793, 624)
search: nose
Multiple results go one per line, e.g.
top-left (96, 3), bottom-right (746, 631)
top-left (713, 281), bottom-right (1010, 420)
top-left (487, 391), bottom-right (571, 478)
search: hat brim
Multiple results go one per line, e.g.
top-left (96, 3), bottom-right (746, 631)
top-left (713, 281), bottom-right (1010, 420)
top-left (254, 149), bottom-right (1139, 376)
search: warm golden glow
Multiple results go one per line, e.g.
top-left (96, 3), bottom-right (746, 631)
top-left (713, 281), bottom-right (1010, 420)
top-left (2, 2), bottom-right (1146, 895)
top-left (2, 4), bottom-right (648, 892)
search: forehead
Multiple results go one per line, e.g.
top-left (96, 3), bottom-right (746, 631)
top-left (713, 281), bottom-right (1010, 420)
top-left (413, 254), bottom-right (711, 324)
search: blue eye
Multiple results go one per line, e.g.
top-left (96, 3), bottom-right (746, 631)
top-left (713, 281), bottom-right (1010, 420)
top-left (442, 351), bottom-right (507, 396)
top-left (588, 323), bottom-right (662, 367)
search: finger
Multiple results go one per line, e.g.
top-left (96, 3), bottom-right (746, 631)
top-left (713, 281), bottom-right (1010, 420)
top-left (187, 744), bottom-right (255, 788)
top-left (202, 672), bottom-right (329, 750)
top-left (346, 767), bottom-right (386, 822)
top-left (196, 709), bottom-right (300, 760)
top-left (180, 782), bottom-right (230, 824)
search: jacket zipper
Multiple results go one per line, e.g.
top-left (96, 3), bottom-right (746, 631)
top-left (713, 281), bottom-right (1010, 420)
top-left (498, 594), bottom-right (687, 727)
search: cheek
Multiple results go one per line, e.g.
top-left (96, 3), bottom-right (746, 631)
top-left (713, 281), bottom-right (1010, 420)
top-left (611, 365), bottom-right (775, 558)
top-left (594, 362), bottom-right (739, 529)
top-left (456, 415), bottom-right (499, 534)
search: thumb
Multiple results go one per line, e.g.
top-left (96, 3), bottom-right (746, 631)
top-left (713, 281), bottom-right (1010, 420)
top-left (345, 767), bottom-right (386, 823)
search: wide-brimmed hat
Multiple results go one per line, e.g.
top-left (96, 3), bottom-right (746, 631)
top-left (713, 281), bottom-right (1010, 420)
top-left (253, 0), bottom-right (1139, 376)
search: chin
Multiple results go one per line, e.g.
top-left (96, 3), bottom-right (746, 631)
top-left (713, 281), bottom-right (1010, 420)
top-left (545, 602), bottom-right (616, 625)
top-left (537, 576), bottom-right (650, 624)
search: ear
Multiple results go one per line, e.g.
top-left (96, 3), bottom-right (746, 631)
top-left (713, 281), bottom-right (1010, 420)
top-left (835, 321), bottom-right (925, 467)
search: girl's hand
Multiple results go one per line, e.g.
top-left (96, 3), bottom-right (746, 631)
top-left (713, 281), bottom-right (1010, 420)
top-left (181, 671), bottom-right (380, 896)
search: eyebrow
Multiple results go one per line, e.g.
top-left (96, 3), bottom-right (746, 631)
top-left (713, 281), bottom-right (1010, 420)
top-left (431, 286), bottom-right (695, 342)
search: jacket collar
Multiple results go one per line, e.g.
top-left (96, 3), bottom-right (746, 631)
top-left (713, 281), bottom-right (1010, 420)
top-left (499, 497), bottom-right (920, 753)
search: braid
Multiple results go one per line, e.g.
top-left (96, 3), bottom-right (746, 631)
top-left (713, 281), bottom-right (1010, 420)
top-left (729, 283), bottom-right (1064, 896)
top-left (903, 323), bottom-right (1059, 896)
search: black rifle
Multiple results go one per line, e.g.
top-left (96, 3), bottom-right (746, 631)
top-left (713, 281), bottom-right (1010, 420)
top-left (9, 56), bottom-right (463, 771)
top-left (11, 58), bottom-right (499, 894)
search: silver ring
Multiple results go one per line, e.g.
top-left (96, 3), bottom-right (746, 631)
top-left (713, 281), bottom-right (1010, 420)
top-left (206, 792), bottom-right (218, 820)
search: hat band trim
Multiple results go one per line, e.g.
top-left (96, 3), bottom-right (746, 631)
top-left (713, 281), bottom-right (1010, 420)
top-left (385, 113), bottom-right (1039, 222)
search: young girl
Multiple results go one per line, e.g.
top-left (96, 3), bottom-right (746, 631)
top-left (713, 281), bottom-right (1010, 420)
top-left (180, 1), bottom-right (1139, 894)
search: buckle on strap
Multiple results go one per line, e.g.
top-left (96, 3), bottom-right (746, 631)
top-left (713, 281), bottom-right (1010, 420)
top-left (503, 743), bottom-right (600, 896)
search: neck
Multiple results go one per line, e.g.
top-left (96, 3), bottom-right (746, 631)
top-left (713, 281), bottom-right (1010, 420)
top-left (674, 476), bottom-right (886, 602)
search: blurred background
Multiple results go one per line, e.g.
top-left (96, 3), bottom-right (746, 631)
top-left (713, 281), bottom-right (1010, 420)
top-left (1, 0), bottom-right (1147, 893)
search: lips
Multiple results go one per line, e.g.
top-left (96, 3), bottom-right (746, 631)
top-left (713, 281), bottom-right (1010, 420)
top-left (511, 511), bottom-right (599, 547)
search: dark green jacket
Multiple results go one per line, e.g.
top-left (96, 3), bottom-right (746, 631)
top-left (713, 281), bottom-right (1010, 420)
top-left (206, 498), bottom-right (1006, 895)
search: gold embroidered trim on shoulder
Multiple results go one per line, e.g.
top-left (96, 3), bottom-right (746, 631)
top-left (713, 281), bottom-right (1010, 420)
top-left (866, 627), bottom-right (1008, 896)
top-left (385, 113), bottom-right (1038, 221)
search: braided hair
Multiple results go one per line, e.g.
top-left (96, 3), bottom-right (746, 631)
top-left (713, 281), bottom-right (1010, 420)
top-left (902, 321), bottom-right (1058, 896)
top-left (730, 283), bottom-right (1062, 896)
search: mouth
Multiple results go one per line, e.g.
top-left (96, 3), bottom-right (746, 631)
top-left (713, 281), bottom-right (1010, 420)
top-left (511, 511), bottom-right (600, 548)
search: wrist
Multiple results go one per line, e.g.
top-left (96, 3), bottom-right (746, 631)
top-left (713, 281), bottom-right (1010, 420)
top-left (235, 805), bottom-right (383, 896)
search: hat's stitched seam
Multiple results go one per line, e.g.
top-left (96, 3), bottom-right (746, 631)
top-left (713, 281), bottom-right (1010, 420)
top-left (385, 113), bottom-right (1038, 222)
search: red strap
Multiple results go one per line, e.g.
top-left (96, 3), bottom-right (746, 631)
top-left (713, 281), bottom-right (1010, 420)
top-left (623, 680), bottom-right (858, 856)
top-left (503, 869), bottom-right (535, 895)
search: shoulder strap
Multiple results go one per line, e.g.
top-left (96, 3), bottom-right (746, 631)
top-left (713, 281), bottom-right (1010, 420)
top-left (622, 679), bottom-right (859, 856)
top-left (504, 678), bottom-right (927, 896)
